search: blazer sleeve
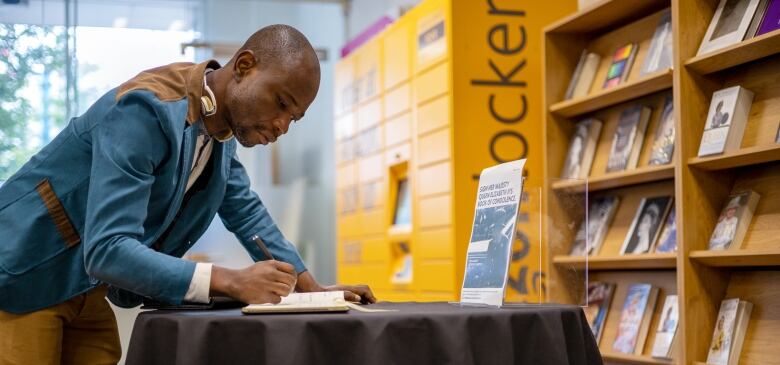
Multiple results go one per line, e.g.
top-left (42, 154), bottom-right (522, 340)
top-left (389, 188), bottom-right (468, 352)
top-left (83, 92), bottom-right (196, 305)
top-left (217, 149), bottom-right (307, 273)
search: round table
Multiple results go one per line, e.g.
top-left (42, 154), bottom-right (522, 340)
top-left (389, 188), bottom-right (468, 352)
top-left (126, 302), bottom-right (602, 365)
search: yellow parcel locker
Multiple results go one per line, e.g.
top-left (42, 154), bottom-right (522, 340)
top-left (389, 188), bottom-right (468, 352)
top-left (334, 0), bottom-right (576, 302)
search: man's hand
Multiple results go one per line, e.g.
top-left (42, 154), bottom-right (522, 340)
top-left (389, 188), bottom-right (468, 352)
top-left (295, 271), bottom-right (377, 304)
top-left (210, 261), bottom-right (296, 304)
top-left (324, 284), bottom-right (377, 304)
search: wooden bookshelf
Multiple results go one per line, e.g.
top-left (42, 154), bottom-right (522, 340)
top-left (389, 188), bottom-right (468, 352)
top-left (544, 0), bottom-right (780, 363)
top-left (684, 29), bottom-right (780, 75)
top-left (551, 165), bottom-right (674, 193)
top-left (553, 253), bottom-right (677, 270)
top-left (689, 249), bottom-right (780, 268)
top-left (688, 144), bottom-right (780, 171)
top-left (550, 69), bottom-right (673, 118)
top-left (601, 352), bottom-right (674, 365)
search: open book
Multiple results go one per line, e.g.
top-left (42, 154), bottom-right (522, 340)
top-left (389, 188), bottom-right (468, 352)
top-left (242, 291), bottom-right (350, 314)
top-left (242, 291), bottom-right (393, 314)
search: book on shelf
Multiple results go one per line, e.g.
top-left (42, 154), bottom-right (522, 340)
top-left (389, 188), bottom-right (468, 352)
top-left (565, 50), bottom-right (601, 100)
top-left (698, 0), bottom-right (764, 55)
top-left (620, 196), bottom-right (674, 255)
top-left (603, 43), bottom-right (638, 89)
top-left (648, 95), bottom-right (676, 166)
top-left (706, 298), bottom-right (753, 365)
top-left (748, 0), bottom-right (773, 37)
top-left (756, 0), bottom-right (780, 35)
top-left (641, 9), bottom-right (673, 76)
top-left (654, 202), bottom-right (678, 253)
top-left (606, 105), bottom-right (652, 173)
top-left (651, 294), bottom-right (679, 359)
top-left (560, 119), bottom-right (602, 180)
top-left (708, 190), bottom-right (761, 251)
top-left (697, 86), bottom-right (754, 157)
top-left (775, 122), bottom-right (780, 142)
top-left (583, 282), bottom-right (615, 345)
top-left (612, 283), bottom-right (660, 355)
top-left (569, 196), bottom-right (620, 256)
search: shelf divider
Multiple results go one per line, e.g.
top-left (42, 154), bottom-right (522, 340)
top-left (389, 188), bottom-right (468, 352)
top-left (545, 0), bottom-right (670, 34)
top-left (549, 69), bottom-right (673, 118)
top-left (684, 29), bottom-right (780, 75)
top-left (551, 165), bottom-right (675, 193)
top-left (552, 253), bottom-right (677, 270)
top-left (687, 144), bottom-right (780, 171)
top-left (689, 249), bottom-right (780, 268)
top-left (600, 352), bottom-right (674, 365)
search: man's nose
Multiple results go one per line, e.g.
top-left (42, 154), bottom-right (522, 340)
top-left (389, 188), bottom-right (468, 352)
top-left (275, 116), bottom-right (292, 135)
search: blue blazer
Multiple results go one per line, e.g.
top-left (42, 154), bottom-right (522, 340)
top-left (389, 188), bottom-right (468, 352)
top-left (0, 60), bottom-right (306, 314)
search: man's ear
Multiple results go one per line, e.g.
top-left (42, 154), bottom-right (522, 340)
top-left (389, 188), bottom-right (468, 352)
top-left (233, 50), bottom-right (256, 82)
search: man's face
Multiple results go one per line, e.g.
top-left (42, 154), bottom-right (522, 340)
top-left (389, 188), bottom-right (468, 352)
top-left (225, 51), bottom-right (319, 147)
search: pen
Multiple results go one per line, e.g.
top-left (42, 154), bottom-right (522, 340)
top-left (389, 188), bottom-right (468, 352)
top-left (251, 235), bottom-right (275, 260)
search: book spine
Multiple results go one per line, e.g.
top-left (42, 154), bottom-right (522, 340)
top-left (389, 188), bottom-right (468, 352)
top-left (580, 119), bottom-right (602, 179)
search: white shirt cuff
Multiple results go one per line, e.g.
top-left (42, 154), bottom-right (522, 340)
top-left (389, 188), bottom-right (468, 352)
top-left (184, 262), bottom-right (213, 303)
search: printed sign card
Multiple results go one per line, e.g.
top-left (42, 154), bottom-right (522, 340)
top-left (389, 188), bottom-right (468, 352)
top-left (460, 159), bottom-right (525, 307)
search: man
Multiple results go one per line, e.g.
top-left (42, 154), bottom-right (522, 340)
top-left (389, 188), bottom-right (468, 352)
top-left (0, 24), bottom-right (375, 364)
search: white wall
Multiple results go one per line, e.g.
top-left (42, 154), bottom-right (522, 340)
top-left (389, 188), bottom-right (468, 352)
top-left (345, 0), bottom-right (419, 39)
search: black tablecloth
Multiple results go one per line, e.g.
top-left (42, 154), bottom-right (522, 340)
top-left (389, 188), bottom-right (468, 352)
top-left (126, 302), bottom-right (602, 365)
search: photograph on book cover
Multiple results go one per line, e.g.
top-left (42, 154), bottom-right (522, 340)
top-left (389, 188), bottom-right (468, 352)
top-left (621, 196), bottom-right (673, 254)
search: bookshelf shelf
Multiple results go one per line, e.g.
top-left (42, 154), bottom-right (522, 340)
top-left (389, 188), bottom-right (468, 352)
top-left (549, 69), bottom-right (673, 118)
top-left (545, 0), bottom-right (670, 34)
top-left (684, 29), bottom-right (780, 75)
top-left (689, 249), bottom-right (780, 268)
top-left (601, 352), bottom-right (674, 365)
top-left (687, 144), bottom-right (780, 171)
top-left (553, 253), bottom-right (677, 270)
top-left (551, 165), bottom-right (675, 193)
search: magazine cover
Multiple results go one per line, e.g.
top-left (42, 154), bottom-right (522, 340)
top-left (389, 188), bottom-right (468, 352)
top-left (649, 96), bottom-right (676, 166)
top-left (707, 299), bottom-right (741, 365)
top-left (621, 196), bottom-right (673, 255)
top-left (655, 203), bottom-right (678, 253)
top-left (709, 192), bottom-right (749, 250)
top-left (641, 9), bottom-right (673, 75)
top-left (607, 106), bottom-right (645, 172)
top-left (460, 159), bottom-right (526, 307)
top-left (613, 283), bottom-right (653, 354)
top-left (583, 282), bottom-right (615, 343)
top-left (570, 197), bottom-right (620, 256)
top-left (651, 295), bottom-right (679, 358)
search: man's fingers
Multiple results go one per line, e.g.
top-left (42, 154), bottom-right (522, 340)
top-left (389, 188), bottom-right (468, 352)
top-left (269, 282), bottom-right (292, 297)
top-left (272, 270), bottom-right (296, 287)
top-left (344, 291), bottom-right (362, 302)
top-left (272, 260), bottom-right (296, 274)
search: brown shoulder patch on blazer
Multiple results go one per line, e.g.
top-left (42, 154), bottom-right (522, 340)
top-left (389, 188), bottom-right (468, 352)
top-left (36, 179), bottom-right (81, 248)
top-left (115, 60), bottom-right (221, 124)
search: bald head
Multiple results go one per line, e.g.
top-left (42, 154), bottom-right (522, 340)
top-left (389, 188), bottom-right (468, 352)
top-left (235, 24), bottom-right (320, 79)
top-left (216, 24), bottom-right (321, 147)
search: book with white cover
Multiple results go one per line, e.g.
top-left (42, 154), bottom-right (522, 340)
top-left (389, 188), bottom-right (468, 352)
top-left (606, 105), bottom-right (652, 173)
top-left (708, 190), bottom-right (761, 250)
top-left (566, 51), bottom-right (601, 100)
top-left (698, 0), bottom-right (763, 55)
top-left (460, 159), bottom-right (525, 307)
top-left (651, 295), bottom-right (679, 359)
top-left (561, 119), bottom-right (602, 179)
top-left (641, 9), bottom-right (673, 76)
top-left (698, 86), bottom-right (754, 156)
top-left (706, 298), bottom-right (753, 365)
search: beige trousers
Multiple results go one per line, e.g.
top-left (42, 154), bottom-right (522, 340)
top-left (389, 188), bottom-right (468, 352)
top-left (0, 285), bottom-right (121, 365)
